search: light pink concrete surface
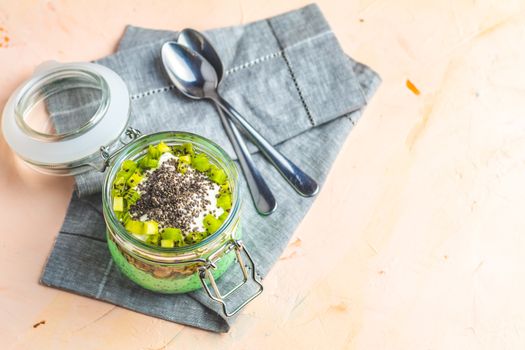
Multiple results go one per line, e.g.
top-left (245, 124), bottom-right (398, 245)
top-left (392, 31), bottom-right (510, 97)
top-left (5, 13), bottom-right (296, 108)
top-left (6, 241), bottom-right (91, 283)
top-left (1, 0), bottom-right (525, 349)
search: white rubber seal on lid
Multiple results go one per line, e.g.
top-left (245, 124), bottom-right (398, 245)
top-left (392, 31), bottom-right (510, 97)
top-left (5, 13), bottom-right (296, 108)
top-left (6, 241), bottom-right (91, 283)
top-left (2, 61), bottom-right (129, 169)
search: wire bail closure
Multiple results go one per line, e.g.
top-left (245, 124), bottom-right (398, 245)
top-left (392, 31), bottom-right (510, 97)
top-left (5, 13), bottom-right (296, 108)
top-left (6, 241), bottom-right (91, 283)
top-left (198, 239), bottom-right (264, 317)
top-left (98, 126), bottom-right (142, 172)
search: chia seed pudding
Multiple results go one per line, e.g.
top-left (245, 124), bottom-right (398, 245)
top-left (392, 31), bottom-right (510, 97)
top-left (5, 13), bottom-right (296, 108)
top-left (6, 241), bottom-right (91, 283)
top-left (104, 135), bottom-right (241, 294)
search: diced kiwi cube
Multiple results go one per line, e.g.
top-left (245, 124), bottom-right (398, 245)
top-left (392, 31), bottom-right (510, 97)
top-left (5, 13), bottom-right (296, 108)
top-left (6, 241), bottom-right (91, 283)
top-left (125, 220), bottom-right (144, 235)
top-left (162, 228), bottom-right (182, 241)
top-left (179, 154), bottom-right (191, 164)
top-left (219, 181), bottom-right (230, 193)
top-left (203, 214), bottom-right (221, 234)
top-left (113, 196), bottom-right (124, 212)
top-left (147, 159), bottom-right (159, 168)
top-left (217, 193), bottom-right (232, 210)
top-left (161, 239), bottom-right (175, 248)
top-left (113, 176), bottom-right (126, 191)
top-left (146, 234), bottom-right (160, 246)
top-left (208, 164), bottom-right (218, 173)
top-left (139, 156), bottom-right (159, 169)
top-left (138, 156), bottom-right (149, 169)
top-left (124, 189), bottom-right (140, 208)
top-left (177, 161), bottom-right (188, 174)
top-left (185, 231), bottom-right (206, 244)
top-left (218, 211), bottom-right (229, 223)
top-left (126, 173), bottom-right (143, 187)
top-left (192, 153), bottom-right (210, 172)
top-left (116, 169), bottom-right (133, 182)
top-left (172, 145), bottom-right (185, 155)
top-left (142, 221), bottom-right (159, 235)
top-left (118, 211), bottom-right (131, 224)
top-left (147, 145), bottom-right (161, 159)
top-left (209, 168), bottom-right (227, 185)
top-left (115, 210), bottom-right (123, 220)
top-left (157, 142), bottom-right (171, 154)
top-left (183, 143), bottom-right (195, 156)
top-left (121, 159), bottom-right (137, 173)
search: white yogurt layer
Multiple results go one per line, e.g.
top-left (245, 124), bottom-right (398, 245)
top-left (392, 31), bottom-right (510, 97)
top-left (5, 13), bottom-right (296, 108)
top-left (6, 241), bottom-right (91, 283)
top-left (158, 152), bottom-right (177, 167)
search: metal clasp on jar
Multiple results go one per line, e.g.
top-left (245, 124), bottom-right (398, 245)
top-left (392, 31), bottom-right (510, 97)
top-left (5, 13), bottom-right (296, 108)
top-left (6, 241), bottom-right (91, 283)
top-left (97, 126), bottom-right (142, 172)
top-left (198, 240), bottom-right (263, 317)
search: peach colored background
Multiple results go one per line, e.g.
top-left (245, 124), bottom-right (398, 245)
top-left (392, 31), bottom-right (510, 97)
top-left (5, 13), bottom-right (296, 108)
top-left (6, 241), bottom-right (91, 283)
top-left (2, 1), bottom-right (525, 349)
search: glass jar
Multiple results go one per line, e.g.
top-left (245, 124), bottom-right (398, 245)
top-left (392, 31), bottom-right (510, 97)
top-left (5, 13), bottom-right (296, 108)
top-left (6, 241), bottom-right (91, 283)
top-left (103, 131), bottom-right (263, 315)
top-left (2, 61), bottom-right (262, 316)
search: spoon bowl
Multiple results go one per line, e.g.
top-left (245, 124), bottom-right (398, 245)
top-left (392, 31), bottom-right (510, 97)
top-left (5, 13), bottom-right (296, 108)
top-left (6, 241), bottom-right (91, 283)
top-left (178, 29), bottom-right (224, 81)
top-left (161, 42), bottom-right (218, 99)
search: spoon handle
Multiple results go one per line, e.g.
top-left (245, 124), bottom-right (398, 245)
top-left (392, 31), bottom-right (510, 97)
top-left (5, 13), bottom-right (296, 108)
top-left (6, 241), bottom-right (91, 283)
top-left (215, 104), bottom-right (277, 215)
top-left (213, 95), bottom-right (320, 197)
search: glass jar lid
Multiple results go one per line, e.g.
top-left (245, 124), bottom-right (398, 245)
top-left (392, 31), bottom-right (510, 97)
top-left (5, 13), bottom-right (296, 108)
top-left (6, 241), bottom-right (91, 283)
top-left (2, 61), bottom-right (130, 175)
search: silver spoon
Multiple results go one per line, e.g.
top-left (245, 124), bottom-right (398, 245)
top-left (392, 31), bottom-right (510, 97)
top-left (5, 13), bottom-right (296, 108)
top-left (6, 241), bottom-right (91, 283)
top-left (161, 41), bottom-right (320, 197)
top-left (176, 29), bottom-right (276, 215)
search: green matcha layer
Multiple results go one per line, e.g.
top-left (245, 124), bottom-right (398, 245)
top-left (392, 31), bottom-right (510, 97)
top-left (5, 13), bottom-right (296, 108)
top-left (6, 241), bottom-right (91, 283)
top-left (111, 142), bottom-right (233, 248)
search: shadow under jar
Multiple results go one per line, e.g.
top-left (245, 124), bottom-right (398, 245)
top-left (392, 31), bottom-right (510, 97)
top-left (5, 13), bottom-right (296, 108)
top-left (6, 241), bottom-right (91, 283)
top-left (2, 61), bottom-right (262, 317)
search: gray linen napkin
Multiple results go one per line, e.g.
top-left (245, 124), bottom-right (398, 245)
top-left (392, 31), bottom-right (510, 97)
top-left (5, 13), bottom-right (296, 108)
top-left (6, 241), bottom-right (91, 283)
top-left (41, 4), bottom-right (380, 332)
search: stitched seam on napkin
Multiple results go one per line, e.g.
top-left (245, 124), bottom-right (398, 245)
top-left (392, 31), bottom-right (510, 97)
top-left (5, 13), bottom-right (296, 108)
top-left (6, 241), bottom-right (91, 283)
top-left (226, 51), bottom-right (284, 75)
top-left (131, 85), bottom-right (177, 100)
top-left (266, 20), bottom-right (315, 127)
top-left (96, 259), bottom-right (113, 298)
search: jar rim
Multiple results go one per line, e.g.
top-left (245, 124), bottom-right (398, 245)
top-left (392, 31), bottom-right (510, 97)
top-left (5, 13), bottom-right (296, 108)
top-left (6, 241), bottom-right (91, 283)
top-left (14, 67), bottom-right (109, 141)
top-left (102, 131), bottom-right (241, 259)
